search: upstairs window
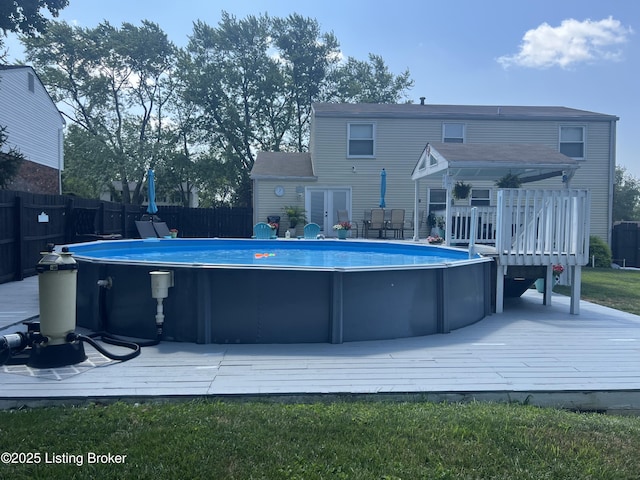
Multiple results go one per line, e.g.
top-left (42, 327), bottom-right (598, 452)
top-left (28, 72), bottom-right (35, 93)
top-left (348, 123), bottom-right (375, 157)
top-left (443, 123), bottom-right (465, 143)
top-left (560, 126), bottom-right (585, 159)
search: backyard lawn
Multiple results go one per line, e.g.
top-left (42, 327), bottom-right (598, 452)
top-left (554, 267), bottom-right (640, 315)
top-left (1, 268), bottom-right (639, 479)
top-left (1, 400), bottom-right (640, 479)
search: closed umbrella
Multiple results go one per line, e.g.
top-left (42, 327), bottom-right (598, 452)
top-left (146, 169), bottom-right (158, 215)
top-left (379, 168), bottom-right (386, 208)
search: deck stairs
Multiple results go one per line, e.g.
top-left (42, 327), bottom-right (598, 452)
top-left (449, 189), bottom-right (590, 314)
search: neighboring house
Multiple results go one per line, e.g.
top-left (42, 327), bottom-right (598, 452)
top-left (251, 102), bottom-right (618, 243)
top-left (100, 181), bottom-right (200, 208)
top-left (0, 65), bottom-right (65, 194)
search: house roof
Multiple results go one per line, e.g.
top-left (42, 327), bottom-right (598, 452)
top-left (312, 102), bottom-right (619, 122)
top-left (251, 152), bottom-right (316, 180)
top-left (411, 142), bottom-right (580, 183)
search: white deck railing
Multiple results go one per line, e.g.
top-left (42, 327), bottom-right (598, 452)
top-left (496, 189), bottom-right (591, 266)
top-left (449, 206), bottom-right (498, 244)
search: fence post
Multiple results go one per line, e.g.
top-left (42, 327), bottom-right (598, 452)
top-left (99, 201), bottom-right (106, 234)
top-left (14, 195), bottom-right (24, 281)
top-left (65, 197), bottom-right (75, 244)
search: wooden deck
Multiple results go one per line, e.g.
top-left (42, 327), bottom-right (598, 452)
top-left (2, 277), bottom-right (640, 413)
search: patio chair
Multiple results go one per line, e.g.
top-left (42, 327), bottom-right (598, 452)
top-left (336, 209), bottom-right (358, 238)
top-left (73, 207), bottom-right (122, 242)
top-left (135, 220), bottom-right (159, 239)
top-left (303, 223), bottom-right (321, 239)
top-left (387, 209), bottom-right (405, 239)
top-left (153, 221), bottom-right (172, 237)
top-left (253, 222), bottom-right (276, 239)
top-left (366, 208), bottom-right (386, 238)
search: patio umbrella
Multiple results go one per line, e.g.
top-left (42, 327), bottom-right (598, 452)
top-left (379, 168), bottom-right (386, 208)
top-left (146, 168), bottom-right (158, 215)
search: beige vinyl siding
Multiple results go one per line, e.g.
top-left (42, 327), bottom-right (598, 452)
top-left (311, 116), bottom-right (435, 235)
top-left (257, 109), bottom-right (615, 241)
top-left (253, 179), bottom-right (310, 235)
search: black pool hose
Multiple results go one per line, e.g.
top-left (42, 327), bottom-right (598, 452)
top-left (67, 332), bottom-right (142, 362)
top-left (96, 279), bottom-right (162, 348)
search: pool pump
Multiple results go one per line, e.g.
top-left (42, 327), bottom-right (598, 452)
top-left (1, 245), bottom-right (143, 368)
top-left (28, 245), bottom-right (87, 368)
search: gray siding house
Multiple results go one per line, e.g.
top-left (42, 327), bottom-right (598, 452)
top-left (0, 65), bottom-right (65, 194)
top-left (251, 102), bottom-right (617, 242)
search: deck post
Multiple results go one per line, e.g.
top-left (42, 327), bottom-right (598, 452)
top-left (570, 265), bottom-right (582, 314)
top-left (495, 263), bottom-right (507, 313)
top-left (543, 265), bottom-right (553, 306)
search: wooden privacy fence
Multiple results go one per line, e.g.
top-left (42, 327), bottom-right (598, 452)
top-left (0, 190), bottom-right (252, 284)
top-left (612, 221), bottom-right (640, 267)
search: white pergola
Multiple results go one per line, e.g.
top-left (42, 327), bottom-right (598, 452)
top-left (410, 142), bottom-right (580, 243)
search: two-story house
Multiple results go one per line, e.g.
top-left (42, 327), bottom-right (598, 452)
top-left (251, 102), bottom-right (618, 244)
top-left (0, 65), bottom-right (65, 194)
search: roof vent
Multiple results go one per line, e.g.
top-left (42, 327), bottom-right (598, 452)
top-left (420, 97), bottom-right (426, 105)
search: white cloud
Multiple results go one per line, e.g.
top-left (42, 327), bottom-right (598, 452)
top-left (497, 16), bottom-right (633, 69)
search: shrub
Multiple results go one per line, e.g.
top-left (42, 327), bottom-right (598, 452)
top-left (588, 235), bottom-right (612, 267)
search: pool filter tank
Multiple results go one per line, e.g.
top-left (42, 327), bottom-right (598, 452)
top-left (30, 245), bottom-right (87, 368)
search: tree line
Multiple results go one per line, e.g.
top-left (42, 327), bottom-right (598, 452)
top-left (1, 2), bottom-right (639, 219)
top-left (17, 13), bottom-right (413, 207)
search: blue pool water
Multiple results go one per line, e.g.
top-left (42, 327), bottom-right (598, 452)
top-left (69, 238), bottom-right (476, 270)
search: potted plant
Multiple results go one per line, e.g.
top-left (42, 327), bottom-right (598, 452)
top-left (453, 181), bottom-right (472, 200)
top-left (496, 172), bottom-right (522, 188)
top-left (427, 234), bottom-right (444, 245)
top-left (333, 221), bottom-right (352, 239)
top-left (535, 264), bottom-right (564, 293)
top-left (282, 205), bottom-right (306, 236)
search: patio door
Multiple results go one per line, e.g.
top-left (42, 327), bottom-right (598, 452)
top-left (306, 188), bottom-right (350, 237)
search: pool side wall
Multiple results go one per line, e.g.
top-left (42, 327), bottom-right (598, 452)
top-left (75, 259), bottom-right (492, 344)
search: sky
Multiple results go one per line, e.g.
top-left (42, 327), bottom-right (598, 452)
top-left (4, 0), bottom-right (639, 177)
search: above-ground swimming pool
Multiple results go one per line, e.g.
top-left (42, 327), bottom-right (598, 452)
top-left (71, 238), bottom-right (493, 344)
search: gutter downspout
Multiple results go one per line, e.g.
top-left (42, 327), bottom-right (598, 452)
top-left (607, 119), bottom-right (617, 247)
top-left (413, 179), bottom-right (420, 241)
top-left (58, 127), bottom-right (64, 195)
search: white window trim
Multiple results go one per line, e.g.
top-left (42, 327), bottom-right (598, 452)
top-left (470, 188), bottom-right (492, 206)
top-left (559, 125), bottom-right (586, 160)
top-left (347, 122), bottom-right (376, 158)
top-left (442, 123), bottom-right (465, 143)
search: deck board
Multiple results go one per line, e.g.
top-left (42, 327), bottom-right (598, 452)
top-left (2, 289), bottom-right (640, 412)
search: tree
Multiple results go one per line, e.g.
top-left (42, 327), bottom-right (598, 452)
top-left (0, 0), bottom-right (68, 59)
top-left (182, 12), bottom-right (412, 206)
top-left (272, 14), bottom-right (340, 151)
top-left (613, 165), bottom-right (640, 221)
top-left (23, 20), bottom-right (178, 204)
top-left (326, 53), bottom-right (414, 103)
top-left (0, 126), bottom-right (24, 188)
top-left (0, 0), bottom-right (68, 36)
top-left (182, 13), bottom-right (285, 206)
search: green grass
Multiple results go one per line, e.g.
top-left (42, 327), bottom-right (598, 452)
top-left (554, 267), bottom-right (640, 315)
top-left (1, 400), bottom-right (640, 479)
top-left (2, 269), bottom-right (639, 479)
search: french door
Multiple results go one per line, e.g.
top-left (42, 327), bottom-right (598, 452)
top-left (306, 188), bottom-right (351, 237)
